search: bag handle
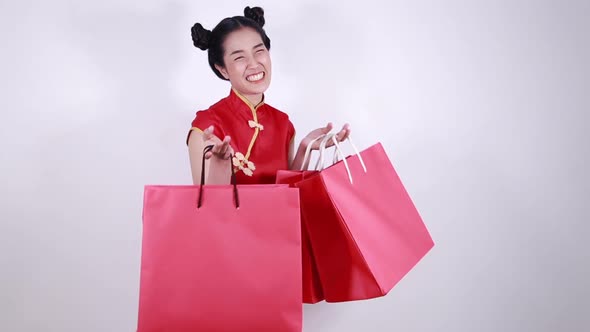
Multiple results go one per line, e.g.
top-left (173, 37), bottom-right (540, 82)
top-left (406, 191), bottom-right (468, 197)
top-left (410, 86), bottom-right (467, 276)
top-left (314, 134), bottom-right (367, 184)
top-left (314, 133), bottom-right (337, 171)
top-left (331, 135), bottom-right (368, 184)
top-left (299, 133), bottom-right (330, 171)
top-left (198, 145), bottom-right (240, 209)
top-left (332, 136), bottom-right (367, 173)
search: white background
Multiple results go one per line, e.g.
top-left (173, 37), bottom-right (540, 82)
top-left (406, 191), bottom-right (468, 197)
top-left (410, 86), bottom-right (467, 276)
top-left (1, 0), bottom-right (589, 331)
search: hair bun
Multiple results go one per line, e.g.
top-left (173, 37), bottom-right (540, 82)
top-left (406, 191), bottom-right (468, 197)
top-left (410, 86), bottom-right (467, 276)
top-left (191, 23), bottom-right (211, 50)
top-left (244, 6), bottom-right (265, 27)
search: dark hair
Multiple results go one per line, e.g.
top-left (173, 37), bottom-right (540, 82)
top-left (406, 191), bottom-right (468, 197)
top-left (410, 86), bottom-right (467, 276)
top-left (191, 6), bottom-right (271, 80)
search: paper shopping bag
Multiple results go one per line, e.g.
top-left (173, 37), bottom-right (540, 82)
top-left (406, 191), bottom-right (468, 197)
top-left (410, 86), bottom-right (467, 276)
top-left (295, 139), bottom-right (434, 302)
top-left (137, 146), bottom-right (303, 331)
top-left (276, 170), bottom-right (324, 304)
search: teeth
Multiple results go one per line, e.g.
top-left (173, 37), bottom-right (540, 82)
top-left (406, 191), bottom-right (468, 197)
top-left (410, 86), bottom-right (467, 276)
top-left (246, 72), bottom-right (264, 82)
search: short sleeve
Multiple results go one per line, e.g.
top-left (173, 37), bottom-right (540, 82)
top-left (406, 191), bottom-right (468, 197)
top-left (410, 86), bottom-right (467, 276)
top-left (286, 118), bottom-right (296, 150)
top-left (185, 110), bottom-right (223, 145)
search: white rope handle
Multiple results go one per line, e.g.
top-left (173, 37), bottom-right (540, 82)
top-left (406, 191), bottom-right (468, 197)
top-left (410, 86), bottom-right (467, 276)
top-left (330, 136), bottom-right (368, 184)
top-left (314, 133), bottom-right (337, 171)
top-left (331, 136), bottom-right (367, 173)
top-left (299, 134), bottom-right (329, 171)
top-left (330, 135), bottom-right (354, 184)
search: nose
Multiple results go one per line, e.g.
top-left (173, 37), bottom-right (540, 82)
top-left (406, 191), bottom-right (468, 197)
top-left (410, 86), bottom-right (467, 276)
top-left (247, 54), bottom-right (258, 69)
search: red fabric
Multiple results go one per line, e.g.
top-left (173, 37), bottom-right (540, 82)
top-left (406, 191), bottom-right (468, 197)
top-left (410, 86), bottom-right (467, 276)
top-left (294, 142), bottom-right (435, 302)
top-left (138, 184), bottom-right (302, 331)
top-left (276, 170), bottom-right (324, 304)
top-left (187, 89), bottom-right (295, 184)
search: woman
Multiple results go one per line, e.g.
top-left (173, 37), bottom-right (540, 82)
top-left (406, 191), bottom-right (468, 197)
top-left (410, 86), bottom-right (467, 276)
top-left (187, 6), bottom-right (350, 185)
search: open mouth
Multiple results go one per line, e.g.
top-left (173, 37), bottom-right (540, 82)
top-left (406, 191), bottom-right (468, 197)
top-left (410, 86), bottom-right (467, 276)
top-left (246, 72), bottom-right (265, 82)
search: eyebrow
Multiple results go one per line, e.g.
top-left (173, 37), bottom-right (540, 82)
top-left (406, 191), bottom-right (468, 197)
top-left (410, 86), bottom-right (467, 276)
top-left (229, 43), bottom-right (265, 56)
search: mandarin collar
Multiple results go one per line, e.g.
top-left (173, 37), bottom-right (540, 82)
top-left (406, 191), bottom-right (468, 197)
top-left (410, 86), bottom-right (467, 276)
top-left (229, 88), bottom-right (265, 112)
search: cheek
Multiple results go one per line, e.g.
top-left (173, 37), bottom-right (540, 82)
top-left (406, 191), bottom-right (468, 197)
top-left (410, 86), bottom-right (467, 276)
top-left (259, 54), bottom-right (271, 68)
top-left (226, 62), bottom-right (244, 78)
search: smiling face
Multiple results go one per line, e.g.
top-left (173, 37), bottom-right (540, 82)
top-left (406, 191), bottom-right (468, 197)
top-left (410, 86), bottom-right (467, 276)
top-left (215, 27), bottom-right (272, 105)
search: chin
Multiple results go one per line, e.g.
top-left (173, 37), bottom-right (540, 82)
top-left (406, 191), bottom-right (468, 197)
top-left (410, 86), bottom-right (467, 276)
top-left (247, 83), bottom-right (270, 95)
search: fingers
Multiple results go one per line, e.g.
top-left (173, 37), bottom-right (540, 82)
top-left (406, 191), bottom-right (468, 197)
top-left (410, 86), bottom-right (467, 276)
top-left (208, 136), bottom-right (232, 160)
top-left (337, 123), bottom-right (351, 142)
top-left (324, 124), bottom-right (351, 148)
top-left (216, 136), bottom-right (232, 159)
top-left (202, 125), bottom-right (215, 141)
top-left (202, 126), bottom-right (232, 160)
top-left (321, 122), bottom-right (350, 141)
top-left (225, 145), bottom-right (235, 160)
top-left (202, 126), bottom-right (215, 160)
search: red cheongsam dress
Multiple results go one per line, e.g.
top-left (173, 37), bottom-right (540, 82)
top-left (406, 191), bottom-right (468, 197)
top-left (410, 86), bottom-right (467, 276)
top-left (186, 88), bottom-right (296, 184)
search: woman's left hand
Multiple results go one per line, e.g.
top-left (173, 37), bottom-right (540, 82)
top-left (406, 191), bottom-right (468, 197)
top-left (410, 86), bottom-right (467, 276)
top-left (302, 122), bottom-right (351, 150)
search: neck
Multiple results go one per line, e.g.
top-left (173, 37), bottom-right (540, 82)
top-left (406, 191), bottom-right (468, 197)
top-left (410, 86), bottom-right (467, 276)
top-left (232, 88), bottom-right (264, 108)
top-left (243, 93), bottom-right (263, 107)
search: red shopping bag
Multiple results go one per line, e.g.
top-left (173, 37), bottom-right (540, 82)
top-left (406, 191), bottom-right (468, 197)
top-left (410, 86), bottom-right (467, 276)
top-left (137, 146), bottom-right (302, 331)
top-left (276, 170), bottom-right (324, 304)
top-left (295, 137), bottom-right (434, 302)
top-left (273, 135), bottom-right (333, 304)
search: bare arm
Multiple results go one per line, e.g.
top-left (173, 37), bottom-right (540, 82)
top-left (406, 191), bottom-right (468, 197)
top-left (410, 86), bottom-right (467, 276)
top-left (187, 126), bottom-right (233, 185)
top-left (289, 138), bottom-right (311, 171)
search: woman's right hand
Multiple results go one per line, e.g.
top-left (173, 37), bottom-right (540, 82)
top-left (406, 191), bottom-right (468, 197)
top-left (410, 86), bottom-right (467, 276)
top-left (202, 125), bottom-right (234, 160)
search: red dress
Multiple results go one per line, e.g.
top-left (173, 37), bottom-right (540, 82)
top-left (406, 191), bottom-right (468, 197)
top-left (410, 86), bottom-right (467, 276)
top-left (187, 88), bottom-right (295, 184)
